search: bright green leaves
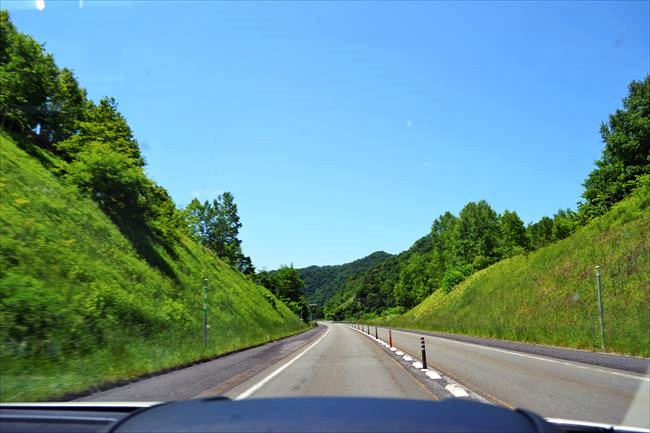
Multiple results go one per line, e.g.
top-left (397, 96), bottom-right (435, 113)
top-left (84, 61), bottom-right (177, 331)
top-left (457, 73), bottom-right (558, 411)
top-left (184, 193), bottom-right (254, 274)
top-left (453, 200), bottom-right (501, 268)
top-left (56, 97), bottom-right (142, 165)
top-left (0, 11), bottom-right (57, 135)
top-left (499, 209), bottom-right (529, 258)
top-left (580, 76), bottom-right (650, 220)
top-left (65, 141), bottom-right (148, 215)
top-left (256, 266), bottom-right (309, 321)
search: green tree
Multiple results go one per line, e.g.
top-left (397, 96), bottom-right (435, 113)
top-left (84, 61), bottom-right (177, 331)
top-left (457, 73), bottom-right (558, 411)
top-left (37, 68), bottom-right (88, 145)
top-left (552, 208), bottom-right (577, 241)
top-left (0, 11), bottom-right (58, 136)
top-left (56, 98), bottom-right (144, 165)
top-left (527, 216), bottom-right (554, 250)
top-left (499, 209), bottom-right (529, 257)
top-left (452, 200), bottom-right (501, 268)
top-left (65, 141), bottom-right (148, 218)
top-left (431, 211), bottom-right (457, 268)
top-left (580, 76), bottom-right (650, 220)
top-left (256, 266), bottom-right (309, 321)
top-left (394, 251), bottom-right (438, 308)
top-left (213, 192), bottom-right (243, 264)
top-left (184, 193), bottom-right (249, 267)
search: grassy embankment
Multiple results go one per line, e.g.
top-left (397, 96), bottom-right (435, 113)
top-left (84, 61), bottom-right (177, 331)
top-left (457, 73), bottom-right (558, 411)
top-left (1, 130), bottom-right (308, 401)
top-left (380, 182), bottom-right (649, 356)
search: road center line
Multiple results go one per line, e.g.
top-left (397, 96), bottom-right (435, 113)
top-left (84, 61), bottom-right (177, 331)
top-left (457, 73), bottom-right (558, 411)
top-left (234, 326), bottom-right (331, 400)
top-left (388, 329), bottom-right (649, 382)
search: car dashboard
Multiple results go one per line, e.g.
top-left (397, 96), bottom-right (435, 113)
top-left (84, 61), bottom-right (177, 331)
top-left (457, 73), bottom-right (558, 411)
top-left (1, 397), bottom-right (647, 433)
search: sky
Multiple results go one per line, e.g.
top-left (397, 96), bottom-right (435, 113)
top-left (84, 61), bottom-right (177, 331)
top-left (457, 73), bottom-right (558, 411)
top-left (5, 0), bottom-right (649, 269)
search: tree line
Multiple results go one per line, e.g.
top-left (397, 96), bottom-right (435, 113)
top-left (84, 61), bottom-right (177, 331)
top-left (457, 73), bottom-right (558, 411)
top-left (322, 75), bottom-right (649, 319)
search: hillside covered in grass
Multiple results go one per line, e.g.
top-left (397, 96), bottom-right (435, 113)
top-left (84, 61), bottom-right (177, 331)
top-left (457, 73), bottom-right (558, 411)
top-left (387, 180), bottom-right (649, 356)
top-left (0, 11), bottom-right (308, 402)
top-left (0, 130), bottom-right (307, 401)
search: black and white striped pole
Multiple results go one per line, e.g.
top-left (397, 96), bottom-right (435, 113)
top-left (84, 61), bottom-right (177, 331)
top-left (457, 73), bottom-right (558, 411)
top-left (420, 337), bottom-right (427, 370)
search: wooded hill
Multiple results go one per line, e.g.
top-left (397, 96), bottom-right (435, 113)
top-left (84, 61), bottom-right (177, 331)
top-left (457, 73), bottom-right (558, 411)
top-left (299, 251), bottom-right (393, 305)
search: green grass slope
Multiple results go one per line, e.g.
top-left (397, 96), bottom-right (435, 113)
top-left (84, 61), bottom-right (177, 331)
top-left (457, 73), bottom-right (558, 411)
top-left (389, 181), bottom-right (649, 356)
top-left (0, 130), bottom-right (307, 401)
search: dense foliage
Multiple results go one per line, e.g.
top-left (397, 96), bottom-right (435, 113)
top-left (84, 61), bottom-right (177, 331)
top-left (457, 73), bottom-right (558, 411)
top-left (184, 194), bottom-right (254, 274)
top-left (579, 77), bottom-right (650, 220)
top-left (255, 266), bottom-right (310, 321)
top-left (299, 251), bottom-right (393, 304)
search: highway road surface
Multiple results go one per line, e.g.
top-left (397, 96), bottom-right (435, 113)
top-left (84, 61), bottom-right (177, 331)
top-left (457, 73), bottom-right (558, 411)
top-left (77, 322), bottom-right (649, 429)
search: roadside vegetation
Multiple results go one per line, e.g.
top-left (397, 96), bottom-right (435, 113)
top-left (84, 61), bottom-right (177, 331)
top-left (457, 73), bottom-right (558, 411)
top-left (0, 12), bottom-right (307, 402)
top-left (387, 179), bottom-right (649, 356)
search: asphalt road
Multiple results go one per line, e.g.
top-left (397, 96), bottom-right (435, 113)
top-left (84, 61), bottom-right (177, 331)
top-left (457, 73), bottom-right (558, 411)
top-left (370, 325), bottom-right (649, 428)
top-left (76, 322), bottom-right (649, 428)
top-left (223, 322), bottom-right (436, 401)
top-left (75, 326), bottom-right (326, 401)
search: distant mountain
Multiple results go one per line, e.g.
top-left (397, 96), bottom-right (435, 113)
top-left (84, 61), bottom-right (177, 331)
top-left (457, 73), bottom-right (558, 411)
top-left (298, 251), bottom-right (393, 306)
top-left (321, 235), bottom-right (432, 320)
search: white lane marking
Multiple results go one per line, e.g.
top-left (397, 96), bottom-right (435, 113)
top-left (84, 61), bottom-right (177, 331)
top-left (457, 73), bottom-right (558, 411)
top-left (395, 350), bottom-right (404, 356)
top-left (234, 326), bottom-right (331, 400)
top-left (390, 347), bottom-right (397, 352)
top-left (403, 355), bottom-right (413, 362)
top-left (446, 384), bottom-right (469, 397)
top-left (388, 329), bottom-right (650, 382)
top-left (412, 361), bottom-right (423, 369)
top-left (425, 370), bottom-right (442, 380)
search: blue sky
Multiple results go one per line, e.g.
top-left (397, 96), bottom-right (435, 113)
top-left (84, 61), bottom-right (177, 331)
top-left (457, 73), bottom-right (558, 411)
top-left (5, 1), bottom-right (649, 269)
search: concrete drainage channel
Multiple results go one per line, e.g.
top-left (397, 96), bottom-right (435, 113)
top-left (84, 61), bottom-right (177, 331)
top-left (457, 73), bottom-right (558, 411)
top-left (344, 323), bottom-right (490, 403)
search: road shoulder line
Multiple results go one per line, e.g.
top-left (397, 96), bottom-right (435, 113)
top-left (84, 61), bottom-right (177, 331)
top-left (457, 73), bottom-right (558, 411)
top-left (234, 326), bottom-right (332, 400)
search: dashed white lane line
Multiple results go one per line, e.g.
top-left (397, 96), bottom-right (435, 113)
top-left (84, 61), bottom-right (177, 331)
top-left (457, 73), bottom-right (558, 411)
top-left (388, 329), bottom-right (650, 382)
top-left (446, 384), bottom-right (469, 397)
top-left (403, 355), bottom-right (413, 362)
top-left (234, 326), bottom-right (331, 400)
top-left (412, 361), bottom-right (423, 369)
top-left (425, 370), bottom-right (442, 380)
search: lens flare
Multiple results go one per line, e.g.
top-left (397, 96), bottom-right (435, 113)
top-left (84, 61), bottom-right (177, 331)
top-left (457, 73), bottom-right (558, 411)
top-left (36, 0), bottom-right (45, 11)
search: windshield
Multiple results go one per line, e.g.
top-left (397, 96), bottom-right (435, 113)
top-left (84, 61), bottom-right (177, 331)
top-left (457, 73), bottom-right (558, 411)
top-left (1, 0), bottom-right (648, 430)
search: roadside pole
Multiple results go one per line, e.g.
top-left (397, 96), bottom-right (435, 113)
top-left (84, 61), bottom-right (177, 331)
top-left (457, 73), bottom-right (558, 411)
top-left (203, 277), bottom-right (208, 349)
top-left (596, 266), bottom-right (605, 350)
top-left (420, 337), bottom-right (428, 370)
